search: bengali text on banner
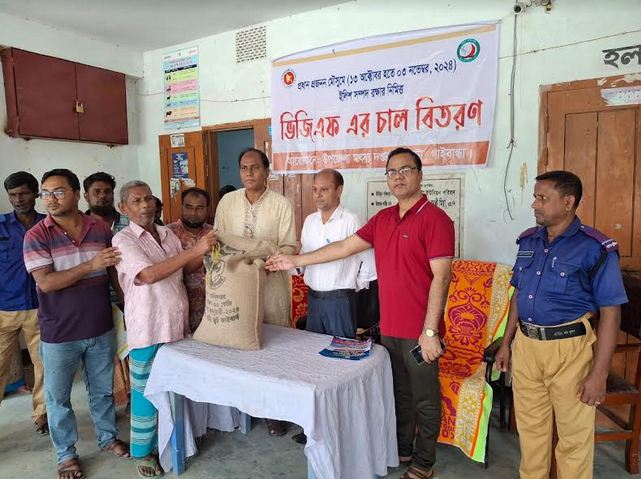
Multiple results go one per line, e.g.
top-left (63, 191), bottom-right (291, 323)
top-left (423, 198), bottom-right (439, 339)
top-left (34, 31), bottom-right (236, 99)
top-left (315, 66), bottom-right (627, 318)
top-left (271, 23), bottom-right (499, 173)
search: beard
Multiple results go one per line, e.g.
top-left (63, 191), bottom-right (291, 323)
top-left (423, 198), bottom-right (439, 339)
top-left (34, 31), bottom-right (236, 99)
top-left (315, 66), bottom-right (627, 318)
top-left (182, 218), bottom-right (205, 229)
top-left (90, 205), bottom-right (115, 217)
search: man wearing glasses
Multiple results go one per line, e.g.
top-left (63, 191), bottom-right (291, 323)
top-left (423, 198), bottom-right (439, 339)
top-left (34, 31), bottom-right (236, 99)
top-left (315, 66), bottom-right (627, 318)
top-left (267, 147), bottom-right (454, 479)
top-left (23, 169), bottom-right (129, 479)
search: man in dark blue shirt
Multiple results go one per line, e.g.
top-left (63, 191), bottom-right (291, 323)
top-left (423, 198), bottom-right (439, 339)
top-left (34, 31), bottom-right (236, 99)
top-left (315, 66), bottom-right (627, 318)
top-left (0, 171), bottom-right (47, 434)
top-left (496, 170), bottom-right (627, 479)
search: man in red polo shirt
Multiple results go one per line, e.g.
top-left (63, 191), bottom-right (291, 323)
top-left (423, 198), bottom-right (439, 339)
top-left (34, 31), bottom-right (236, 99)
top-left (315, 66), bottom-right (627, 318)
top-left (267, 147), bottom-right (454, 479)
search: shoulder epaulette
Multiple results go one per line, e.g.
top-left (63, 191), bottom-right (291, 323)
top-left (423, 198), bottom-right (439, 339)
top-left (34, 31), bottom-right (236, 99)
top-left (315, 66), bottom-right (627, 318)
top-left (516, 226), bottom-right (538, 244)
top-left (580, 224), bottom-right (619, 253)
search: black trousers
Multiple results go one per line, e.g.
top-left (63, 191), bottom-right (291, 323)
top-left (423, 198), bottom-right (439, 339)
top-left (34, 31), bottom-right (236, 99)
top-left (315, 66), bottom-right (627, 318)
top-left (381, 335), bottom-right (441, 470)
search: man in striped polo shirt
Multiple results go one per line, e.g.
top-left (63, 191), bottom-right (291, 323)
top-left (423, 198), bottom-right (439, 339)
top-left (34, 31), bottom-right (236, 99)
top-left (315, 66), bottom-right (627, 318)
top-left (23, 169), bottom-right (130, 479)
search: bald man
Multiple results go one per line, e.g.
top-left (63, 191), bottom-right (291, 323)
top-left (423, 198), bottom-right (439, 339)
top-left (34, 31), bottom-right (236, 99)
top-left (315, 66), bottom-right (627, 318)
top-left (291, 169), bottom-right (376, 445)
top-left (299, 169), bottom-right (376, 338)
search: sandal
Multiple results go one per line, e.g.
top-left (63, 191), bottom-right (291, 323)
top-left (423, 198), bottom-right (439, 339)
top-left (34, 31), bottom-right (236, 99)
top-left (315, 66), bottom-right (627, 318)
top-left (57, 458), bottom-right (85, 479)
top-left (266, 419), bottom-right (288, 437)
top-left (137, 455), bottom-right (164, 477)
top-left (17, 384), bottom-right (33, 394)
top-left (401, 465), bottom-right (434, 479)
top-left (103, 438), bottom-right (131, 458)
top-left (34, 414), bottom-right (49, 435)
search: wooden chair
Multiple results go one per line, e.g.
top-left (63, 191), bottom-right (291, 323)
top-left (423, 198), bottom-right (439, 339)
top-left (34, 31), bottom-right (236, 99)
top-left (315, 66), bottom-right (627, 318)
top-left (595, 272), bottom-right (641, 474)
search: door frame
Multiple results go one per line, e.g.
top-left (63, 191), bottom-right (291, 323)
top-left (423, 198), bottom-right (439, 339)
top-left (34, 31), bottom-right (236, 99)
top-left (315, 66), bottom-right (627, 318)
top-left (158, 131), bottom-right (207, 224)
top-left (202, 118), bottom-right (271, 211)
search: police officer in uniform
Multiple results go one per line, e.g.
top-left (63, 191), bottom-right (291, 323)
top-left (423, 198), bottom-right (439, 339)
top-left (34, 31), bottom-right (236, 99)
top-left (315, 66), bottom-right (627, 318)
top-left (495, 170), bottom-right (628, 479)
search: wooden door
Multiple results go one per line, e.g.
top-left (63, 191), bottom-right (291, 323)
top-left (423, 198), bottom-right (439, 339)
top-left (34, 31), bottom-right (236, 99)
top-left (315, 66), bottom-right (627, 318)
top-left (201, 118), bottom-right (315, 240)
top-left (76, 64), bottom-right (128, 144)
top-left (158, 131), bottom-right (207, 224)
top-left (541, 76), bottom-right (641, 271)
top-left (542, 76), bottom-right (641, 432)
top-left (258, 119), bottom-right (315, 241)
top-left (202, 118), bottom-right (266, 218)
top-left (5, 48), bottom-right (78, 139)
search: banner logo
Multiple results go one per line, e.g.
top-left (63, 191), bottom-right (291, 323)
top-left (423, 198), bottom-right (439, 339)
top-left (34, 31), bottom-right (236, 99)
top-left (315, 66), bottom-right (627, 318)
top-left (457, 38), bottom-right (480, 62)
top-left (282, 69), bottom-right (296, 87)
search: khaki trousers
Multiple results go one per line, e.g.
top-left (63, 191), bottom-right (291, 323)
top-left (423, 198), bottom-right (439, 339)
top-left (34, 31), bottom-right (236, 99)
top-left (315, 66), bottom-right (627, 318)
top-left (0, 309), bottom-right (46, 418)
top-left (512, 315), bottom-right (596, 479)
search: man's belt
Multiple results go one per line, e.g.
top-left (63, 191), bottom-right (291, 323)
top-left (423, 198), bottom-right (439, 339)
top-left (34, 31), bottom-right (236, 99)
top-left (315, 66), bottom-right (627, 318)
top-left (308, 288), bottom-right (355, 299)
top-left (518, 320), bottom-right (586, 341)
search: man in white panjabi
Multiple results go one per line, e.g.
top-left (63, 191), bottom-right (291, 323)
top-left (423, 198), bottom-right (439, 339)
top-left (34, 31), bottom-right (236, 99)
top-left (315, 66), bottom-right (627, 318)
top-left (214, 147), bottom-right (296, 437)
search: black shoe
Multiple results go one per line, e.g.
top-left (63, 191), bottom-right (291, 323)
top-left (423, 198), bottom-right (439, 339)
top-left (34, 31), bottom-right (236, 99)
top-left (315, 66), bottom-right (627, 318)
top-left (292, 432), bottom-right (307, 445)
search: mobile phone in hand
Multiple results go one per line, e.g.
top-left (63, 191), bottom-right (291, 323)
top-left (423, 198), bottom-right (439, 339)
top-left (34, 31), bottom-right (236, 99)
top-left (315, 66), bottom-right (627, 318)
top-left (410, 339), bottom-right (446, 365)
top-left (410, 344), bottom-right (425, 364)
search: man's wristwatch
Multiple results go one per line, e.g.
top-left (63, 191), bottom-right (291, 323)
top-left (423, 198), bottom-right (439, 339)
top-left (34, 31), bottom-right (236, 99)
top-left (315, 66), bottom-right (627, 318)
top-left (424, 328), bottom-right (439, 338)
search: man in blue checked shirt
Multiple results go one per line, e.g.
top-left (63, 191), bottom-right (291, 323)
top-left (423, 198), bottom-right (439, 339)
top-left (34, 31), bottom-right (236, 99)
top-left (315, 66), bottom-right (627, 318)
top-left (496, 170), bottom-right (628, 479)
top-left (0, 171), bottom-right (48, 434)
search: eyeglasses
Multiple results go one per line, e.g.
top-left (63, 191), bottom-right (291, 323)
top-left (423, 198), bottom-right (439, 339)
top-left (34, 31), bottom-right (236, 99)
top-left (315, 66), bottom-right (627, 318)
top-left (385, 166), bottom-right (419, 178)
top-left (39, 190), bottom-right (68, 200)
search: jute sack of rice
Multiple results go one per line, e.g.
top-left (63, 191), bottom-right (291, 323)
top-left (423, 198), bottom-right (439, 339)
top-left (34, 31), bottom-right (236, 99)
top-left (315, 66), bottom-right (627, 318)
top-left (193, 235), bottom-right (269, 350)
top-left (263, 269), bottom-right (292, 327)
top-left (216, 232), bottom-right (292, 327)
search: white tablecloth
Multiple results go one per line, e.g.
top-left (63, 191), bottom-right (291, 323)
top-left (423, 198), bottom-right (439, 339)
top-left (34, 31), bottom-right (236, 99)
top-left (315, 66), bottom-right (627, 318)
top-left (145, 324), bottom-right (399, 479)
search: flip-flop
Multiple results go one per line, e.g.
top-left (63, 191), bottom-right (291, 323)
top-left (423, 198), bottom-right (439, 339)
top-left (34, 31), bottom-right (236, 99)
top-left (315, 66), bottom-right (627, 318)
top-left (266, 419), bottom-right (288, 436)
top-left (137, 456), bottom-right (164, 478)
top-left (57, 458), bottom-right (85, 479)
top-left (103, 439), bottom-right (130, 458)
top-left (17, 384), bottom-right (33, 394)
top-left (401, 465), bottom-right (434, 479)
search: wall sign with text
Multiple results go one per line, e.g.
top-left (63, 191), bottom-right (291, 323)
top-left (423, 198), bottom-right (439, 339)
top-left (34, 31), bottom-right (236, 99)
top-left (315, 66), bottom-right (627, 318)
top-left (164, 47), bottom-right (200, 130)
top-left (602, 44), bottom-right (641, 69)
top-left (367, 175), bottom-right (464, 257)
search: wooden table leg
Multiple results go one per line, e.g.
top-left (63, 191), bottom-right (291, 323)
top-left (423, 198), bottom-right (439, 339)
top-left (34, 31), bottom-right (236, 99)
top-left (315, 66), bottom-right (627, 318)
top-left (170, 392), bottom-right (186, 475)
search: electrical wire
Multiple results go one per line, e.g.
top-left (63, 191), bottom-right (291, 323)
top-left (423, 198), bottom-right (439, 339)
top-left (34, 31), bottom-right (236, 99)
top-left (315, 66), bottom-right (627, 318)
top-left (504, 10), bottom-right (519, 221)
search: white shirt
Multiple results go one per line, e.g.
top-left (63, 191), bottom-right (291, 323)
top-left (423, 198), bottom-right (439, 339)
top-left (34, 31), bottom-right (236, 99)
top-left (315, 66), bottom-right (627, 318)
top-left (300, 205), bottom-right (377, 292)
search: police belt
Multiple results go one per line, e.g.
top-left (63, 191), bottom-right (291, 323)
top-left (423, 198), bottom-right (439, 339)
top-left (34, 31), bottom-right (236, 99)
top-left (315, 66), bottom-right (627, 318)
top-left (518, 319), bottom-right (586, 341)
top-left (308, 288), bottom-right (355, 299)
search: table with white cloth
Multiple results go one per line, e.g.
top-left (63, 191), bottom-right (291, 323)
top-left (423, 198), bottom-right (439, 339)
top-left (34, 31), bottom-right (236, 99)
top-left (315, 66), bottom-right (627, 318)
top-left (144, 324), bottom-right (399, 479)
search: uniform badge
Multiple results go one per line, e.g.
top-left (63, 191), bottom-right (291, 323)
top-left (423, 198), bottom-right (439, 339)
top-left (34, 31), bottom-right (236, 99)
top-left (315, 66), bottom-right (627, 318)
top-left (517, 250), bottom-right (534, 258)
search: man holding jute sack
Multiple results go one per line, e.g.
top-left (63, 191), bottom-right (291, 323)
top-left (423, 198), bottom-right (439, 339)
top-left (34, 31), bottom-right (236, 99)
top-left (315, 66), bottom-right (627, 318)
top-left (214, 147), bottom-right (296, 437)
top-left (194, 232), bottom-right (278, 350)
top-left (114, 181), bottom-right (216, 477)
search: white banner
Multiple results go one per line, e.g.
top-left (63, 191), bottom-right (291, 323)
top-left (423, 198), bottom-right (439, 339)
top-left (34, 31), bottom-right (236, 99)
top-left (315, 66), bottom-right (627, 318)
top-left (271, 23), bottom-right (499, 173)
